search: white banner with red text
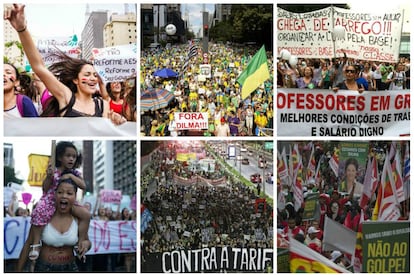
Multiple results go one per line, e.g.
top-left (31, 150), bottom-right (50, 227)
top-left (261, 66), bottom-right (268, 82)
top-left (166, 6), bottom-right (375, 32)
top-left (4, 217), bottom-right (136, 259)
top-left (277, 89), bottom-right (410, 137)
top-left (277, 7), bottom-right (403, 62)
top-left (174, 112), bottom-right (209, 130)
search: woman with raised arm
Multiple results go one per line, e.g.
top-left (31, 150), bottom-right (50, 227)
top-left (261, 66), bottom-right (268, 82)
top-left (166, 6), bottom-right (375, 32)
top-left (4, 4), bottom-right (126, 124)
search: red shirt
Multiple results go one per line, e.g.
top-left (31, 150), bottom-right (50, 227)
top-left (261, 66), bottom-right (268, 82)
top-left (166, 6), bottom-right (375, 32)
top-left (110, 99), bottom-right (123, 115)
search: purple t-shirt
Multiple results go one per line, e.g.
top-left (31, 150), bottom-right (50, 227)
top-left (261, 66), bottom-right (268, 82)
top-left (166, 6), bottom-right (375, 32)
top-left (228, 116), bottom-right (240, 135)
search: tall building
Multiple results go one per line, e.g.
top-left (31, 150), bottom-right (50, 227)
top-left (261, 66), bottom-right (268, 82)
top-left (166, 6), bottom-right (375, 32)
top-left (93, 141), bottom-right (114, 191)
top-left (140, 4), bottom-right (186, 47)
top-left (213, 4), bottom-right (232, 23)
top-left (82, 141), bottom-right (94, 194)
top-left (112, 141), bottom-right (137, 197)
top-left (103, 10), bottom-right (137, 47)
top-left (3, 20), bottom-right (24, 67)
top-left (4, 143), bottom-right (14, 168)
top-left (81, 10), bottom-right (108, 60)
top-left (93, 141), bottom-right (136, 197)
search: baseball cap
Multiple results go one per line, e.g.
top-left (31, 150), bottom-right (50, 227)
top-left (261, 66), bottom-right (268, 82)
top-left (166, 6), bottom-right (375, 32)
top-left (307, 226), bottom-right (320, 234)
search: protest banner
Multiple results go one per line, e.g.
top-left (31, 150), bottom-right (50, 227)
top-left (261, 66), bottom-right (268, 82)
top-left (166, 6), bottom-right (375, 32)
top-left (302, 193), bottom-right (319, 221)
top-left (4, 187), bottom-right (15, 208)
top-left (174, 112), bottom-right (209, 130)
top-left (277, 7), bottom-right (403, 62)
top-left (4, 117), bottom-right (136, 136)
top-left (362, 221), bottom-right (409, 272)
top-left (100, 189), bottom-right (122, 204)
top-left (4, 217), bottom-right (136, 259)
top-left (27, 154), bottom-right (50, 187)
top-left (276, 89), bottom-right (410, 137)
top-left (34, 35), bottom-right (81, 66)
top-left (338, 141), bottom-right (369, 185)
top-left (142, 247), bottom-right (273, 273)
top-left (200, 64), bottom-right (212, 78)
top-left (92, 44), bottom-right (137, 83)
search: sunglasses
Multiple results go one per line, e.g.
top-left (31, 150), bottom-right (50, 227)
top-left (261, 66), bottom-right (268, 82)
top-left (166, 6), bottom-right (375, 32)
top-left (345, 69), bottom-right (355, 73)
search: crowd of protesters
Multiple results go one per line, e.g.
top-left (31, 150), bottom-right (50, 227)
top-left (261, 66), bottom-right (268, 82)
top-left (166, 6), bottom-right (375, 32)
top-left (277, 141), bottom-right (410, 270)
top-left (141, 142), bottom-right (273, 272)
top-left (140, 42), bottom-right (274, 137)
top-left (4, 193), bottom-right (136, 272)
top-left (277, 51), bottom-right (410, 91)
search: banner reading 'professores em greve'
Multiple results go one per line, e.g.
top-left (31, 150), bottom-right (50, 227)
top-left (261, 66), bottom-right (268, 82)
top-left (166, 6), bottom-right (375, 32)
top-left (277, 89), bottom-right (410, 137)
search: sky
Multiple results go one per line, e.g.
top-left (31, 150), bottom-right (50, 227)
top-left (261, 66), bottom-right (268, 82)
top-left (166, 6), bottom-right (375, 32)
top-left (6, 139), bottom-right (53, 205)
top-left (23, 3), bottom-right (137, 37)
top-left (180, 4), bottom-right (215, 35)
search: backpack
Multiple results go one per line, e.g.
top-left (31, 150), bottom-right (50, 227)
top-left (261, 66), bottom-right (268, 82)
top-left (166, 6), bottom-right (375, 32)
top-left (16, 93), bottom-right (24, 116)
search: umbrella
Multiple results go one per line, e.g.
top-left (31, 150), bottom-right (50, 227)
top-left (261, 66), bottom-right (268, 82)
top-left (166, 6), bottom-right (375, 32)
top-left (140, 88), bottom-right (174, 111)
top-left (153, 68), bottom-right (178, 78)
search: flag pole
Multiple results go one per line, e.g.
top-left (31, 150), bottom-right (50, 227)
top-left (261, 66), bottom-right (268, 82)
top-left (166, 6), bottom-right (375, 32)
top-left (50, 140), bottom-right (56, 169)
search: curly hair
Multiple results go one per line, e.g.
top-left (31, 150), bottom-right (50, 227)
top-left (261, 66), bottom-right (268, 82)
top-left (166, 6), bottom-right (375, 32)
top-left (55, 141), bottom-right (82, 168)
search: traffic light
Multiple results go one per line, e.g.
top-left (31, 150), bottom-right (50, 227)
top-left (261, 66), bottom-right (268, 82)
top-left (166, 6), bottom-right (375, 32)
top-left (203, 24), bottom-right (209, 37)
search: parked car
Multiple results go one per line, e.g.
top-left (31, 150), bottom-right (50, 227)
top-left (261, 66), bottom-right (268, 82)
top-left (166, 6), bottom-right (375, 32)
top-left (242, 158), bottom-right (249, 165)
top-left (250, 173), bottom-right (262, 183)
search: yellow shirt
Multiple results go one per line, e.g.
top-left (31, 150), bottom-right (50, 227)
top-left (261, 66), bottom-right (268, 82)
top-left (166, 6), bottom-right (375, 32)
top-left (189, 91), bottom-right (198, 101)
top-left (255, 115), bottom-right (268, 128)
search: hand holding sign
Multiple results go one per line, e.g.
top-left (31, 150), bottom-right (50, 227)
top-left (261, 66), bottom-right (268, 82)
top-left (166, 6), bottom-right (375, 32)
top-left (100, 189), bottom-right (122, 204)
top-left (21, 193), bottom-right (32, 206)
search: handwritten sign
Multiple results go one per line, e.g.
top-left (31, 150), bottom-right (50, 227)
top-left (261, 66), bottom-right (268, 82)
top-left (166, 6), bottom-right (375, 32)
top-left (92, 44), bottom-right (137, 83)
top-left (100, 189), bottom-right (122, 204)
top-left (4, 217), bottom-right (136, 259)
top-left (35, 35), bottom-right (81, 66)
top-left (277, 7), bottom-right (403, 62)
top-left (174, 112), bottom-right (209, 130)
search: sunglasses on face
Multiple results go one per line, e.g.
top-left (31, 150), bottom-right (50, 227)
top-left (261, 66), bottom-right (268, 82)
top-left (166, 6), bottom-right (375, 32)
top-left (345, 69), bottom-right (355, 73)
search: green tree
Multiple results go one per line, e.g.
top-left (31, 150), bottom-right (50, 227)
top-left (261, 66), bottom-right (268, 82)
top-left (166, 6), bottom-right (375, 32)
top-left (208, 4), bottom-right (273, 49)
top-left (210, 21), bottom-right (234, 43)
top-left (4, 40), bottom-right (24, 65)
top-left (230, 5), bottom-right (273, 48)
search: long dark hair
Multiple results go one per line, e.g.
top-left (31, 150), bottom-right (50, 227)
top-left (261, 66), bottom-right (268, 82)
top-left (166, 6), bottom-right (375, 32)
top-left (41, 51), bottom-right (93, 117)
top-left (105, 82), bottom-right (125, 101)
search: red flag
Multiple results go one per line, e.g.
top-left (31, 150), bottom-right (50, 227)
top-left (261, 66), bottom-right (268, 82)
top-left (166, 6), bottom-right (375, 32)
top-left (290, 238), bottom-right (351, 273)
top-left (277, 147), bottom-right (289, 186)
top-left (403, 142), bottom-right (410, 200)
top-left (359, 157), bottom-right (378, 210)
top-left (343, 211), bottom-right (353, 230)
top-left (329, 147), bottom-right (339, 177)
top-left (352, 209), bottom-right (364, 272)
top-left (391, 149), bottom-right (404, 203)
top-left (372, 153), bottom-right (401, 221)
top-left (306, 143), bottom-right (316, 183)
top-left (293, 158), bottom-right (304, 211)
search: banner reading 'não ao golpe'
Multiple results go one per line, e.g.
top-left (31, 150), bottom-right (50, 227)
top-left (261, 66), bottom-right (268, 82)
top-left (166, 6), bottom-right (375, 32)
top-left (362, 221), bottom-right (409, 272)
top-left (277, 89), bottom-right (410, 137)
